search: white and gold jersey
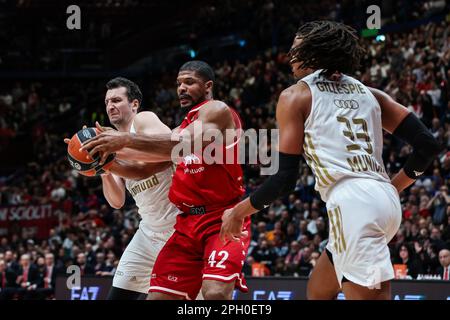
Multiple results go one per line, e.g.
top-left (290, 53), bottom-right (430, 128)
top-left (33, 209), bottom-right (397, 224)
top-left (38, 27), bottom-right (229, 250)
top-left (301, 69), bottom-right (390, 201)
top-left (124, 122), bottom-right (179, 231)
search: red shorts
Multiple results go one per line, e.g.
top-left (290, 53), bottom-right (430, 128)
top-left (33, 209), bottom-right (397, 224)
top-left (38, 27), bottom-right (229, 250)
top-left (149, 217), bottom-right (251, 300)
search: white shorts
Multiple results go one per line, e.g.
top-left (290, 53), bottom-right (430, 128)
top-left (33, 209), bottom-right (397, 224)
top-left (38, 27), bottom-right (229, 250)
top-left (113, 225), bottom-right (174, 294)
top-left (325, 177), bottom-right (401, 288)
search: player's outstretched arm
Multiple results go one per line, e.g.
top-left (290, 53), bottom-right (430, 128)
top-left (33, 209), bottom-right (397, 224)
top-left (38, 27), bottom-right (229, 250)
top-left (101, 159), bottom-right (171, 208)
top-left (115, 111), bottom-right (175, 163)
top-left (82, 112), bottom-right (178, 164)
top-left (182, 99), bottom-right (236, 150)
top-left (220, 83), bottom-right (308, 242)
top-left (370, 87), bottom-right (442, 193)
top-left (101, 172), bottom-right (126, 209)
top-left (82, 103), bottom-right (236, 164)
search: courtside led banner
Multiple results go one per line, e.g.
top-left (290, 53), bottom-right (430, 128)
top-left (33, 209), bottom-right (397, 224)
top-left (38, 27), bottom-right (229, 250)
top-left (55, 276), bottom-right (450, 300)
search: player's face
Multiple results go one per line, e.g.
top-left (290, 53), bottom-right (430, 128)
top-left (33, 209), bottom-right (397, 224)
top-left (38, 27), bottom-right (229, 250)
top-left (289, 36), bottom-right (313, 80)
top-left (176, 70), bottom-right (212, 108)
top-left (105, 87), bottom-right (138, 127)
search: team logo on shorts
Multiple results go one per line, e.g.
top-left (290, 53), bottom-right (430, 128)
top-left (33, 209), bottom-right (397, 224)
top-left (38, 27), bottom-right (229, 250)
top-left (183, 154), bottom-right (201, 165)
top-left (168, 275), bottom-right (178, 282)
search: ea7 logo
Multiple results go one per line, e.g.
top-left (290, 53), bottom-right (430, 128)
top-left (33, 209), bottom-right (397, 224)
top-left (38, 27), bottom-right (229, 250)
top-left (168, 275), bottom-right (178, 282)
top-left (253, 290), bottom-right (293, 300)
top-left (71, 287), bottom-right (100, 300)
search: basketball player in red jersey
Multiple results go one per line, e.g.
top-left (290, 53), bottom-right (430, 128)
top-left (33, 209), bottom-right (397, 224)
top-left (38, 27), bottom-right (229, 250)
top-left (81, 61), bottom-right (249, 300)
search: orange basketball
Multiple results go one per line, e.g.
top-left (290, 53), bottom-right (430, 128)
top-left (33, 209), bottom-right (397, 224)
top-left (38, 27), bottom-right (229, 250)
top-left (67, 127), bottom-right (115, 176)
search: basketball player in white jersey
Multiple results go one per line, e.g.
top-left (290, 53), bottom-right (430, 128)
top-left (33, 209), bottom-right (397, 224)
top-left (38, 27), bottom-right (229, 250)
top-left (98, 77), bottom-right (179, 299)
top-left (220, 21), bottom-right (441, 299)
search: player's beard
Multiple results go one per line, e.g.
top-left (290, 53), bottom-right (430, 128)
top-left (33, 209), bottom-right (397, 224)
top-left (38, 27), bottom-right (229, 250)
top-left (178, 95), bottom-right (204, 120)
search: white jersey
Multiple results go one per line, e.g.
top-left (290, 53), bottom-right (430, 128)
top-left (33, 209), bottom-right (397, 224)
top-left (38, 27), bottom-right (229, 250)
top-left (124, 121), bottom-right (179, 231)
top-left (301, 69), bottom-right (390, 201)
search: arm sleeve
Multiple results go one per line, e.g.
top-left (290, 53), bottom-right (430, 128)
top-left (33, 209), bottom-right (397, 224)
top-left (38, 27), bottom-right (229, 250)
top-left (392, 113), bottom-right (442, 179)
top-left (249, 152), bottom-right (301, 210)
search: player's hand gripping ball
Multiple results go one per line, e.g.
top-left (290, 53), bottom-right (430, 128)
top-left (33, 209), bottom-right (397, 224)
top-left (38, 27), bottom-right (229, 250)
top-left (66, 127), bottom-right (115, 176)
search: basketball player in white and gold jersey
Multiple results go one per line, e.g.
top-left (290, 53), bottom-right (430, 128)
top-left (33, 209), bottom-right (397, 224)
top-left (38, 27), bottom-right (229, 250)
top-left (99, 77), bottom-right (179, 299)
top-left (220, 21), bottom-right (441, 299)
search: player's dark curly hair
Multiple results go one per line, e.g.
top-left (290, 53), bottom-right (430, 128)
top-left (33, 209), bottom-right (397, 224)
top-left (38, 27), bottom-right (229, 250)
top-left (288, 21), bottom-right (365, 77)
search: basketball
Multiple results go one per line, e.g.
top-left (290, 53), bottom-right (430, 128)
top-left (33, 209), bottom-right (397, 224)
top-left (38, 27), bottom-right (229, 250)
top-left (67, 127), bottom-right (115, 176)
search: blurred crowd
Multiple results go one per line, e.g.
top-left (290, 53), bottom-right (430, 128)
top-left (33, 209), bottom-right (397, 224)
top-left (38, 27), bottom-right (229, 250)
top-left (1, 0), bottom-right (446, 72)
top-left (1, 2), bottom-right (450, 300)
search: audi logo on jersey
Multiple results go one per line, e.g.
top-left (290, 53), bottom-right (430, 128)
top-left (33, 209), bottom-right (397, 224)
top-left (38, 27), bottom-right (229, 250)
top-left (183, 154), bottom-right (201, 165)
top-left (333, 99), bottom-right (359, 109)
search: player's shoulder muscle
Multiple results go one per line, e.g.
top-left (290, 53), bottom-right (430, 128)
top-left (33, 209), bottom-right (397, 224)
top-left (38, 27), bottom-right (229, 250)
top-left (200, 100), bottom-right (230, 117)
top-left (133, 111), bottom-right (171, 135)
top-left (198, 99), bottom-right (234, 129)
top-left (277, 82), bottom-right (310, 121)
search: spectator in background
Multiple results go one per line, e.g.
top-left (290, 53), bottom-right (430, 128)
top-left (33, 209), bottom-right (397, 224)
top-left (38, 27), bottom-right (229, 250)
top-left (94, 252), bottom-right (114, 276)
top-left (242, 255), bottom-right (271, 277)
top-left (297, 220), bottom-right (312, 241)
top-left (75, 253), bottom-right (94, 276)
top-left (272, 229), bottom-right (289, 257)
top-left (16, 254), bottom-right (41, 299)
top-left (272, 257), bottom-right (288, 276)
top-left (442, 215), bottom-right (450, 245)
top-left (242, 256), bottom-right (254, 277)
top-left (427, 185), bottom-right (449, 225)
top-left (41, 253), bottom-right (60, 294)
top-left (252, 221), bottom-right (267, 242)
top-left (4, 250), bottom-right (20, 274)
top-left (393, 244), bottom-right (424, 279)
top-left (297, 247), bottom-right (314, 277)
top-left (103, 251), bottom-right (118, 276)
top-left (437, 249), bottom-right (450, 280)
top-left (0, 259), bottom-right (17, 300)
top-left (284, 241), bottom-right (302, 276)
top-left (251, 239), bottom-right (277, 274)
top-left (430, 227), bottom-right (447, 252)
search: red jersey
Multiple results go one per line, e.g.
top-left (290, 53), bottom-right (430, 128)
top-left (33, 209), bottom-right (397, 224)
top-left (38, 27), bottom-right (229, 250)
top-left (168, 100), bottom-right (246, 238)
